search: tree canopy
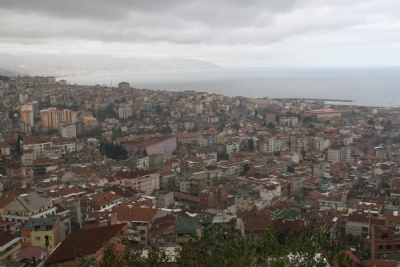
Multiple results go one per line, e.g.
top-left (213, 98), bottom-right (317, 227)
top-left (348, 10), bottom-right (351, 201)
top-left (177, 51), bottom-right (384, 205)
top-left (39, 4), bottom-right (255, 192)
top-left (100, 141), bottom-right (128, 160)
top-left (76, 222), bottom-right (351, 267)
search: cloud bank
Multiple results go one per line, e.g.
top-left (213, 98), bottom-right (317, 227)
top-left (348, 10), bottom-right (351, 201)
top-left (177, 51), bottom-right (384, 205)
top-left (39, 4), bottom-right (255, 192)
top-left (1, 0), bottom-right (399, 67)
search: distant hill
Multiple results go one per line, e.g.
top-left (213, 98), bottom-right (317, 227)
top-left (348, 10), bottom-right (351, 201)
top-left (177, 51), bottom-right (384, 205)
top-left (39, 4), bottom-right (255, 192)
top-left (0, 53), bottom-right (221, 77)
top-left (0, 67), bottom-right (28, 77)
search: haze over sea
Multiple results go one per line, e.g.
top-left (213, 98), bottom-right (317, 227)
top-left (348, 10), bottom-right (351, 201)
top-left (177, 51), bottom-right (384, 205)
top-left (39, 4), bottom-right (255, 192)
top-left (60, 67), bottom-right (400, 108)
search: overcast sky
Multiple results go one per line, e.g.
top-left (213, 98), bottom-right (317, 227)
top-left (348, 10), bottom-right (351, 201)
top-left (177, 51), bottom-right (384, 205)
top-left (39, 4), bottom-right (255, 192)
top-left (1, 0), bottom-right (400, 67)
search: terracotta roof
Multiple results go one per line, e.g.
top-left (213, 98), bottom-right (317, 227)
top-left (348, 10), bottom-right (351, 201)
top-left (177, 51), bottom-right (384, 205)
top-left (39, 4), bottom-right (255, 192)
top-left (176, 132), bottom-right (200, 139)
top-left (273, 218), bottom-right (306, 233)
top-left (58, 187), bottom-right (87, 198)
top-left (104, 185), bottom-right (139, 198)
top-left (0, 191), bottom-right (16, 209)
top-left (113, 202), bottom-right (156, 222)
top-left (0, 233), bottom-right (18, 246)
top-left (45, 223), bottom-right (127, 265)
top-left (17, 246), bottom-right (46, 260)
top-left (238, 211), bottom-right (272, 232)
top-left (85, 191), bottom-right (123, 207)
top-left (23, 137), bottom-right (51, 145)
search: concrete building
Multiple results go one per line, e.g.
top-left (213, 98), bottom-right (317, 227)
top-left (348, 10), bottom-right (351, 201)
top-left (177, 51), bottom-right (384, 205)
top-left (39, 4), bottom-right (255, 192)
top-left (83, 115), bottom-right (97, 127)
top-left (327, 146), bottom-right (351, 163)
top-left (112, 169), bottom-right (160, 195)
top-left (118, 82), bottom-right (130, 90)
top-left (113, 200), bottom-right (156, 245)
top-left (19, 92), bottom-right (29, 104)
top-left (20, 109), bottom-right (34, 128)
top-left (122, 135), bottom-right (177, 157)
top-left (40, 108), bottom-right (73, 129)
top-left (305, 109), bottom-right (342, 121)
top-left (59, 122), bottom-right (76, 138)
top-left (118, 106), bottom-right (133, 118)
top-left (20, 215), bottom-right (61, 252)
top-left (22, 137), bottom-right (52, 158)
top-left (1, 192), bottom-right (57, 224)
top-left (260, 183), bottom-right (282, 205)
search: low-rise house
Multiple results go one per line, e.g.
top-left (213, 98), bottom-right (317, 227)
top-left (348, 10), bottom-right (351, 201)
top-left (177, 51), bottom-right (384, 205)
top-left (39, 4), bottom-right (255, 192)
top-left (175, 216), bottom-right (202, 244)
top-left (20, 215), bottom-right (60, 252)
top-left (45, 223), bottom-right (128, 267)
top-left (260, 183), bottom-right (282, 205)
top-left (371, 225), bottom-right (400, 260)
top-left (1, 191), bottom-right (56, 223)
top-left (149, 214), bottom-right (177, 246)
top-left (112, 168), bottom-right (160, 195)
top-left (237, 210), bottom-right (272, 237)
top-left (81, 191), bottom-right (124, 214)
top-left (113, 198), bottom-right (156, 245)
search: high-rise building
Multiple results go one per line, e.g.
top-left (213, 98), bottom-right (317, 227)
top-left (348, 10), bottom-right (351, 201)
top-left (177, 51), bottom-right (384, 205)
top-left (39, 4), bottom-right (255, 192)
top-left (327, 146), bottom-right (351, 163)
top-left (19, 92), bottom-right (29, 104)
top-left (40, 108), bottom-right (73, 129)
top-left (118, 106), bottom-right (133, 118)
top-left (118, 82), bottom-right (130, 90)
top-left (22, 101), bottom-right (40, 118)
top-left (20, 109), bottom-right (34, 127)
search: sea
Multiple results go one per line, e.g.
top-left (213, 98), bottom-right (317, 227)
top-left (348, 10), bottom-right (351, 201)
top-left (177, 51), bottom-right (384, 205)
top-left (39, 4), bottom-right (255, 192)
top-left (59, 67), bottom-right (400, 108)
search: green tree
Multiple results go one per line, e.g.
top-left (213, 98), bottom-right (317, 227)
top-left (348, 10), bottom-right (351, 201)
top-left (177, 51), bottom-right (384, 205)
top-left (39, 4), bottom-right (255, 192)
top-left (99, 141), bottom-right (128, 160)
top-left (16, 135), bottom-right (23, 155)
top-left (217, 151), bottom-right (229, 161)
top-left (76, 223), bottom-right (351, 267)
top-left (248, 138), bottom-right (255, 152)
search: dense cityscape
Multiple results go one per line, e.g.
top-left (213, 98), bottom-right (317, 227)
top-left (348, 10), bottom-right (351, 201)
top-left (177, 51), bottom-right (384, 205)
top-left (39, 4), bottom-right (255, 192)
top-left (1, 75), bottom-right (400, 266)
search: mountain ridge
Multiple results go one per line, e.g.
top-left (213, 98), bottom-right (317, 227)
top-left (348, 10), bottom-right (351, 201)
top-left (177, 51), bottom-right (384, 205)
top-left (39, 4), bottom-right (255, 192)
top-left (0, 53), bottom-right (221, 77)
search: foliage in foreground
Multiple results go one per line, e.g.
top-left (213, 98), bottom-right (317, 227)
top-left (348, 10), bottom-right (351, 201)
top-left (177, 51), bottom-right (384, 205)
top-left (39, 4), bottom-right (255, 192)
top-left (76, 222), bottom-right (352, 267)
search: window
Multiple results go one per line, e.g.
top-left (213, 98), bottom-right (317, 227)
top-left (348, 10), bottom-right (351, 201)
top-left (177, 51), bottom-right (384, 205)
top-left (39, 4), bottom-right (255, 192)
top-left (378, 245), bottom-right (383, 249)
top-left (387, 245), bottom-right (392, 250)
top-left (35, 237), bottom-right (41, 241)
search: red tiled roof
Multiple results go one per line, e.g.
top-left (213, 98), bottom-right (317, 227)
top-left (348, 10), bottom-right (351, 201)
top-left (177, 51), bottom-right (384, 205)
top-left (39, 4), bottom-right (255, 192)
top-left (238, 211), bottom-right (272, 232)
top-left (45, 223), bottom-right (127, 265)
top-left (17, 246), bottom-right (46, 260)
top-left (113, 203), bottom-right (156, 222)
top-left (273, 218), bottom-right (306, 233)
top-left (176, 132), bottom-right (200, 139)
top-left (0, 191), bottom-right (16, 208)
top-left (0, 233), bottom-right (18, 246)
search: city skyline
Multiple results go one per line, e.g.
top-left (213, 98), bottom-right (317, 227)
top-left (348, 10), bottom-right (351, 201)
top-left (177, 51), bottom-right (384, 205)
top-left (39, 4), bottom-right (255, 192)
top-left (1, 0), bottom-right (400, 67)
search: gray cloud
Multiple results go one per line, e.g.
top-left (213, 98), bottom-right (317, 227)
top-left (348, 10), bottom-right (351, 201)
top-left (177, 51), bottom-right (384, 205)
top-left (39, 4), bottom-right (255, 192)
top-left (0, 0), bottom-right (399, 66)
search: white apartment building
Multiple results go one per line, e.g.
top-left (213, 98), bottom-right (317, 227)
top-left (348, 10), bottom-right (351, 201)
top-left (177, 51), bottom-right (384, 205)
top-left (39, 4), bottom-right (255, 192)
top-left (119, 106), bottom-right (133, 118)
top-left (327, 146), bottom-right (351, 163)
top-left (260, 183), bottom-right (282, 205)
top-left (22, 137), bottom-right (52, 158)
top-left (312, 137), bottom-right (331, 151)
top-left (59, 122), bottom-right (77, 138)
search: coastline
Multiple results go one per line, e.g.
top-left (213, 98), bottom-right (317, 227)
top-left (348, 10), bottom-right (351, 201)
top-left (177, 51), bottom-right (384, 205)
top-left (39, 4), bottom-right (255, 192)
top-left (58, 67), bottom-right (400, 108)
